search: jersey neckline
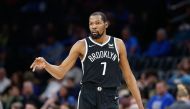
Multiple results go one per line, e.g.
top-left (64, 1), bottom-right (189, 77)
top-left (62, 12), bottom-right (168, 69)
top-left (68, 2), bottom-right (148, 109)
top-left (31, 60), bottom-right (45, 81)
top-left (89, 36), bottom-right (111, 47)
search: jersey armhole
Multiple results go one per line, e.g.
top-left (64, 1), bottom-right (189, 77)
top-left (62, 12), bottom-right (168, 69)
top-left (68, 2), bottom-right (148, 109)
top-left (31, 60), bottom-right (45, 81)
top-left (81, 39), bottom-right (88, 62)
top-left (114, 38), bottom-right (120, 62)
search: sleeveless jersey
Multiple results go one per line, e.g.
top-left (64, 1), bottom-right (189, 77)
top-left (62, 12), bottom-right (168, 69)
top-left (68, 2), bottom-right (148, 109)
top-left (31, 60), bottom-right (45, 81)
top-left (81, 36), bottom-right (122, 87)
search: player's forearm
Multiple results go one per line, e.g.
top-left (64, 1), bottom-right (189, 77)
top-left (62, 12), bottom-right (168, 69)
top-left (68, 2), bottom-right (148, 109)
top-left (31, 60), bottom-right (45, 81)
top-left (44, 62), bottom-right (66, 80)
top-left (125, 73), bottom-right (144, 109)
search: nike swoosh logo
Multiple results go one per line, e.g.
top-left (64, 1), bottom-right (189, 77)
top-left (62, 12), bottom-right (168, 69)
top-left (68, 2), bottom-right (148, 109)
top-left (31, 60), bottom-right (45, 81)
top-left (89, 45), bottom-right (95, 47)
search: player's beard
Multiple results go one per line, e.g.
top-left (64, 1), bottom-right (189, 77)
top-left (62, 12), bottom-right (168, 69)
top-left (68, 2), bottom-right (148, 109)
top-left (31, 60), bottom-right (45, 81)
top-left (90, 30), bottom-right (104, 39)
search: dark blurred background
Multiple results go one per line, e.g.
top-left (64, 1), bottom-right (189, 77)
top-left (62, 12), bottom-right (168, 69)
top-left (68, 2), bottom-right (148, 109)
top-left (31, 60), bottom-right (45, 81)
top-left (0, 0), bottom-right (190, 109)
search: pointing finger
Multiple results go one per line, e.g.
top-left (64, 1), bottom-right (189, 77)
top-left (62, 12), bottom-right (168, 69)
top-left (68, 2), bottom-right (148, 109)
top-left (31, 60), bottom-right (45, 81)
top-left (30, 62), bottom-right (35, 69)
top-left (30, 59), bottom-right (38, 68)
top-left (32, 65), bottom-right (37, 72)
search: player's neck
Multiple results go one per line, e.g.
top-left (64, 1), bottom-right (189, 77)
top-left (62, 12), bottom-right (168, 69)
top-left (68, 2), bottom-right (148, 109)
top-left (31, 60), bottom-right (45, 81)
top-left (94, 34), bottom-right (109, 44)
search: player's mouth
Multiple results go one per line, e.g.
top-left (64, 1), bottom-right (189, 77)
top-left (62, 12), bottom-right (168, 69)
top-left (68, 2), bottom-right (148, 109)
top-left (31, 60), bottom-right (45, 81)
top-left (92, 32), bottom-right (98, 35)
top-left (91, 30), bottom-right (98, 34)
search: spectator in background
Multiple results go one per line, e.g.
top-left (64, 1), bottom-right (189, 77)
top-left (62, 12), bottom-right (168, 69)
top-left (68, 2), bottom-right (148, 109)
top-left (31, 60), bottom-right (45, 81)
top-left (118, 88), bottom-right (131, 109)
top-left (63, 66), bottom-right (83, 85)
top-left (62, 24), bottom-right (87, 48)
top-left (11, 71), bottom-right (23, 88)
top-left (168, 57), bottom-right (190, 86)
top-left (147, 81), bottom-right (175, 109)
top-left (169, 84), bottom-right (190, 109)
top-left (21, 81), bottom-right (40, 107)
top-left (62, 77), bottom-right (80, 99)
top-left (53, 85), bottom-right (76, 107)
top-left (144, 28), bottom-right (171, 57)
top-left (121, 26), bottom-right (140, 56)
top-left (25, 102), bottom-right (37, 109)
top-left (60, 104), bottom-right (70, 109)
top-left (11, 102), bottom-right (23, 109)
top-left (40, 35), bottom-right (64, 64)
top-left (4, 86), bottom-right (23, 109)
top-left (41, 85), bottom-right (76, 109)
top-left (129, 97), bottom-right (139, 109)
top-left (23, 71), bottom-right (41, 96)
top-left (0, 67), bottom-right (11, 94)
top-left (40, 78), bottom-right (62, 102)
top-left (137, 70), bottom-right (158, 100)
top-left (173, 22), bottom-right (190, 43)
top-left (40, 66), bottom-right (81, 102)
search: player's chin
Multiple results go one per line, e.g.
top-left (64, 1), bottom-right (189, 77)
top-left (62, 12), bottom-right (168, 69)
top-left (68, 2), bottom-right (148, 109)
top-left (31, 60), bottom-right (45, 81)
top-left (91, 36), bottom-right (99, 39)
top-left (91, 34), bottom-right (101, 39)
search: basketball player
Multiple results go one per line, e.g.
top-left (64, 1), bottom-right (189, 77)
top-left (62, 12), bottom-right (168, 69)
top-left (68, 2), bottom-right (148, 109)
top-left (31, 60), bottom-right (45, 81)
top-left (30, 12), bottom-right (144, 109)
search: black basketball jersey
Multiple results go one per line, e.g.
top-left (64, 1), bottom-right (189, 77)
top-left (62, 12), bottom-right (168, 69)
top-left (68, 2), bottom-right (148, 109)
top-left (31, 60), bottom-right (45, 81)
top-left (81, 36), bottom-right (122, 87)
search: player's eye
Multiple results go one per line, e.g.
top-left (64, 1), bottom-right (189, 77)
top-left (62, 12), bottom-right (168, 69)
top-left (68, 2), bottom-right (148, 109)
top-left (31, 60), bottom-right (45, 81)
top-left (96, 22), bottom-right (100, 25)
top-left (89, 23), bottom-right (92, 25)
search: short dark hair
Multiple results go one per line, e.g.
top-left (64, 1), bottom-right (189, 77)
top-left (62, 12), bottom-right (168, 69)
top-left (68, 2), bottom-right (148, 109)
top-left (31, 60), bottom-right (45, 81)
top-left (144, 69), bottom-right (158, 79)
top-left (157, 80), bottom-right (167, 88)
top-left (90, 11), bottom-right (107, 22)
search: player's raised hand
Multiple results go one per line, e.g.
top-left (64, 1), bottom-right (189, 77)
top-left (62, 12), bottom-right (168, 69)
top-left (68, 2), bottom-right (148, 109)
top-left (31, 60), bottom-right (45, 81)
top-left (30, 57), bottom-right (47, 72)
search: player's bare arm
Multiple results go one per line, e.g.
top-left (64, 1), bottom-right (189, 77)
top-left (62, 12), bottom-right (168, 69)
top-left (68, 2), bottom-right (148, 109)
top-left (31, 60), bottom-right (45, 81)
top-left (116, 38), bottom-right (144, 109)
top-left (30, 39), bottom-right (85, 79)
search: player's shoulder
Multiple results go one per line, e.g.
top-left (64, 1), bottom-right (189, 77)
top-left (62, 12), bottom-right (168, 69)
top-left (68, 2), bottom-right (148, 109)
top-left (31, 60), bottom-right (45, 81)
top-left (71, 39), bottom-right (86, 54)
top-left (74, 38), bottom-right (86, 46)
top-left (113, 37), bottom-right (126, 54)
top-left (113, 37), bottom-right (124, 45)
top-left (71, 39), bottom-right (86, 52)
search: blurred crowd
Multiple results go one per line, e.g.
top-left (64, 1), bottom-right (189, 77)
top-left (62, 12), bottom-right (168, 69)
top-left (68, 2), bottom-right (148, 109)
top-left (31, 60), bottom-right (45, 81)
top-left (0, 0), bottom-right (190, 109)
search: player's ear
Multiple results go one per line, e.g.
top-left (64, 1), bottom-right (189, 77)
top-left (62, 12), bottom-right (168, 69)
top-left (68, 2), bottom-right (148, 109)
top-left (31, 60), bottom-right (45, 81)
top-left (105, 21), bottom-right (109, 28)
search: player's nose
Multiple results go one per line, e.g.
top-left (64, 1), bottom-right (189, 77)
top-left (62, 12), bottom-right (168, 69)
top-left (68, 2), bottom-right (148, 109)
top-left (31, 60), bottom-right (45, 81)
top-left (91, 24), bottom-right (98, 29)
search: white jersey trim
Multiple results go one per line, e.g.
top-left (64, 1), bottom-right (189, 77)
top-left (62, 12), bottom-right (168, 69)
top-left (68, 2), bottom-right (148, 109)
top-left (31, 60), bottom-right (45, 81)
top-left (77, 90), bottom-right (81, 109)
top-left (81, 39), bottom-right (88, 62)
top-left (114, 37), bottom-right (120, 62)
top-left (89, 36), bottom-right (110, 46)
top-left (81, 62), bottom-right (84, 75)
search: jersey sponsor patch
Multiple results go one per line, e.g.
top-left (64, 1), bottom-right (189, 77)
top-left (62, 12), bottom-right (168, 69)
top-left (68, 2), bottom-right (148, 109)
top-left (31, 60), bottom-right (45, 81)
top-left (108, 43), bottom-right (114, 48)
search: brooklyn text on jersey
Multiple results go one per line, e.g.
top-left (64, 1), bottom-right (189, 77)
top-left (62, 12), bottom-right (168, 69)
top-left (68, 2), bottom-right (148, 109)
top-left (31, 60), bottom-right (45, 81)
top-left (88, 50), bottom-right (117, 62)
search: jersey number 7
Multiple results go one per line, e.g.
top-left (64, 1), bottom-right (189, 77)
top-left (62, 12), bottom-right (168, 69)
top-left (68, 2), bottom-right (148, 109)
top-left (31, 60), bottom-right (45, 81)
top-left (101, 62), bottom-right (107, 75)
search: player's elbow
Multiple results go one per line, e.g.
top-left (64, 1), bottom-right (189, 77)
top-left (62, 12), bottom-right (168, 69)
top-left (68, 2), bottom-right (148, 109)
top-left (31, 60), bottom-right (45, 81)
top-left (56, 71), bottom-right (65, 80)
top-left (52, 70), bottom-right (65, 80)
top-left (55, 66), bottom-right (66, 80)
